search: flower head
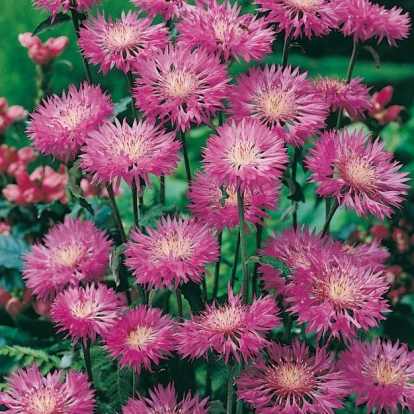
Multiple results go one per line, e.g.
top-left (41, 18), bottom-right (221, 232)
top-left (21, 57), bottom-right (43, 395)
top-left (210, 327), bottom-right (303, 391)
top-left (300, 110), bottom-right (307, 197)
top-left (339, 339), bottom-right (414, 414)
top-left (236, 340), bottom-right (347, 413)
top-left (188, 171), bottom-right (281, 232)
top-left (133, 44), bottom-right (230, 131)
top-left (122, 383), bottom-right (209, 414)
top-left (0, 365), bottom-right (95, 413)
top-left (125, 216), bottom-right (219, 290)
top-left (227, 65), bottom-right (328, 146)
top-left (78, 11), bottom-right (169, 75)
top-left (305, 127), bottom-right (410, 219)
top-left (131, 0), bottom-right (189, 21)
top-left (23, 217), bottom-right (111, 300)
top-left (27, 83), bottom-right (114, 162)
top-left (255, 0), bottom-right (342, 40)
top-left (176, 0), bottom-right (275, 63)
top-left (313, 76), bottom-right (371, 118)
top-left (81, 118), bottom-right (180, 187)
top-left (202, 118), bottom-right (288, 193)
top-left (369, 86), bottom-right (403, 125)
top-left (285, 249), bottom-right (390, 341)
top-left (341, 239), bottom-right (389, 271)
top-left (51, 284), bottom-right (121, 346)
top-left (337, 0), bottom-right (411, 46)
top-left (104, 306), bottom-right (176, 373)
top-left (176, 286), bottom-right (280, 364)
top-left (33, 0), bottom-right (100, 22)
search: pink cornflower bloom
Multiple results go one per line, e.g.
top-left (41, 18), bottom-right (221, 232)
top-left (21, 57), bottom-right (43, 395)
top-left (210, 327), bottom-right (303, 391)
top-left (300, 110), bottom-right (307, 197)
top-left (337, 0), bottom-right (411, 46)
top-left (78, 11), bottom-right (169, 75)
top-left (131, 0), bottom-right (189, 21)
top-left (259, 226), bottom-right (329, 293)
top-left (33, 0), bottom-right (100, 22)
top-left (338, 339), bottom-right (414, 413)
top-left (255, 0), bottom-right (342, 40)
top-left (27, 83), bottom-right (114, 162)
top-left (236, 340), bottom-right (347, 413)
top-left (104, 306), bottom-right (176, 374)
top-left (176, 0), bottom-right (275, 63)
top-left (51, 284), bottom-right (121, 346)
top-left (305, 127), bottom-right (410, 219)
top-left (227, 65), bottom-right (328, 146)
top-left (81, 118), bottom-right (180, 188)
top-left (313, 76), bottom-right (371, 118)
top-left (133, 44), bottom-right (230, 131)
top-left (176, 286), bottom-right (280, 364)
top-left (285, 249), bottom-right (390, 341)
top-left (0, 364), bottom-right (95, 413)
top-left (125, 216), bottom-right (219, 290)
top-left (23, 217), bottom-right (111, 300)
top-left (341, 239), bottom-right (389, 271)
top-left (122, 383), bottom-right (209, 414)
top-left (188, 171), bottom-right (281, 232)
top-left (202, 118), bottom-right (288, 194)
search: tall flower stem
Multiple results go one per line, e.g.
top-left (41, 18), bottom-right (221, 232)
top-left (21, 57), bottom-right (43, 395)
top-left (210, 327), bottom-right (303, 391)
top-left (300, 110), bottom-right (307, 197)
top-left (132, 179), bottom-right (139, 229)
top-left (291, 147), bottom-right (301, 231)
top-left (322, 198), bottom-right (339, 237)
top-left (82, 341), bottom-right (94, 387)
top-left (176, 287), bottom-right (183, 320)
top-left (212, 231), bottom-right (223, 300)
top-left (70, 10), bottom-right (93, 84)
top-left (237, 189), bottom-right (249, 303)
top-left (281, 37), bottom-right (292, 68)
top-left (180, 130), bottom-right (192, 188)
top-left (252, 219), bottom-right (264, 296)
top-left (226, 359), bottom-right (235, 414)
top-left (160, 175), bottom-right (165, 205)
top-left (126, 71), bottom-right (137, 120)
top-left (106, 183), bottom-right (127, 244)
top-left (230, 231), bottom-right (241, 288)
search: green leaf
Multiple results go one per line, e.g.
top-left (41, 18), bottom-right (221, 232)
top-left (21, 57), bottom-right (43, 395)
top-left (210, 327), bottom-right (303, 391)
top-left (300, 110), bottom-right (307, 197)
top-left (138, 201), bottom-right (176, 227)
top-left (112, 97), bottom-right (132, 118)
top-left (0, 326), bottom-right (31, 344)
top-left (68, 161), bottom-right (94, 215)
top-left (363, 45), bottom-right (381, 69)
top-left (209, 400), bottom-right (226, 414)
top-left (258, 255), bottom-right (291, 277)
top-left (0, 235), bottom-right (29, 270)
top-left (180, 280), bottom-right (204, 312)
top-left (32, 13), bottom-right (71, 36)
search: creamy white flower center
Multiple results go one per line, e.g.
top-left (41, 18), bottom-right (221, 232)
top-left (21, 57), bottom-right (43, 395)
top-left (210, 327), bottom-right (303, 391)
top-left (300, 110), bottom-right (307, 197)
top-left (59, 106), bottom-right (88, 132)
top-left (72, 301), bottom-right (96, 318)
top-left (117, 133), bottom-right (150, 163)
top-left (164, 71), bottom-right (196, 100)
top-left (155, 234), bottom-right (194, 261)
top-left (126, 326), bottom-right (153, 349)
top-left (370, 360), bottom-right (405, 387)
top-left (255, 88), bottom-right (293, 125)
top-left (27, 388), bottom-right (61, 414)
top-left (208, 306), bottom-right (243, 333)
top-left (285, 0), bottom-right (321, 12)
top-left (227, 142), bottom-right (261, 169)
top-left (52, 243), bottom-right (85, 268)
top-left (106, 23), bottom-right (141, 53)
top-left (339, 156), bottom-right (377, 193)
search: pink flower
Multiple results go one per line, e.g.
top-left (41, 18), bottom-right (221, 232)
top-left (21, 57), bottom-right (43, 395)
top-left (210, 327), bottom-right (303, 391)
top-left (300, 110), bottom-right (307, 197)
top-left (103, 306), bottom-right (176, 374)
top-left (133, 43), bottom-right (230, 131)
top-left (33, 0), bottom-right (101, 22)
top-left (27, 83), bottom-right (114, 162)
top-left (23, 217), bottom-right (112, 300)
top-left (188, 171), bottom-right (281, 232)
top-left (341, 239), bottom-right (390, 271)
top-left (19, 32), bottom-right (68, 65)
top-left (0, 365), bottom-right (95, 413)
top-left (202, 118), bottom-right (288, 193)
top-left (80, 118), bottom-right (180, 187)
top-left (0, 97), bottom-right (27, 134)
top-left (255, 0), bottom-right (342, 40)
top-left (338, 339), bottom-right (414, 413)
top-left (51, 284), bottom-right (121, 346)
top-left (305, 127), bottom-right (410, 219)
top-left (7, 147), bottom-right (38, 177)
top-left (369, 86), bottom-right (403, 125)
top-left (176, 286), bottom-right (280, 364)
top-left (259, 226), bottom-right (329, 293)
top-left (122, 383), bottom-right (209, 414)
top-left (3, 165), bottom-right (68, 206)
top-left (313, 76), bottom-right (371, 118)
top-left (285, 249), bottom-right (390, 341)
top-left (131, 0), bottom-right (189, 21)
top-left (227, 65), bottom-right (328, 146)
top-left (337, 0), bottom-right (411, 46)
top-left (176, 0), bottom-right (275, 63)
top-left (236, 340), bottom-right (347, 413)
top-left (78, 11), bottom-right (169, 75)
top-left (125, 216), bottom-right (219, 290)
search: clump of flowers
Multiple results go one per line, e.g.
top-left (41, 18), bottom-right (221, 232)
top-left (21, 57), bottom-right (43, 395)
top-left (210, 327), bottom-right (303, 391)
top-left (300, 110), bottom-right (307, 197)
top-left (0, 364), bottom-right (95, 413)
top-left (33, 0), bottom-right (101, 21)
top-left (19, 32), bottom-right (68, 65)
top-left (0, 144), bottom-right (37, 177)
top-left (130, 0), bottom-right (188, 21)
top-left (23, 217), bottom-right (112, 300)
top-left (0, 97), bottom-right (27, 134)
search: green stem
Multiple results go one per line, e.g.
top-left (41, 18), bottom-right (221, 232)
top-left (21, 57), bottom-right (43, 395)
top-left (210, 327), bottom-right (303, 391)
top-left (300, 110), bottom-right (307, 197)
top-left (160, 175), bottom-right (165, 205)
top-left (132, 179), bottom-right (139, 229)
top-left (212, 232), bottom-right (223, 300)
top-left (252, 218), bottom-right (264, 297)
top-left (237, 189), bottom-right (249, 303)
top-left (180, 130), bottom-right (192, 188)
top-left (336, 42), bottom-right (360, 129)
top-left (106, 183), bottom-right (127, 244)
top-left (226, 360), bottom-right (235, 414)
top-left (230, 231), bottom-right (241, 288)
top-left (283, 315), bottom-right (293, 342)
top-left (322, 198), bottom-right (339, 237)
top-left (291, 147), bottom-right (301, 231)
top-left (82, 341), bottom-right (94, 387)
top-left (70, 10), bottom-right (93, 84)
top-left (176, 287), bottom-right (183, 320)
top-left (281, 37), bottom-right (292, 68)
top-left (126, 71), bottom-right (137, 120)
